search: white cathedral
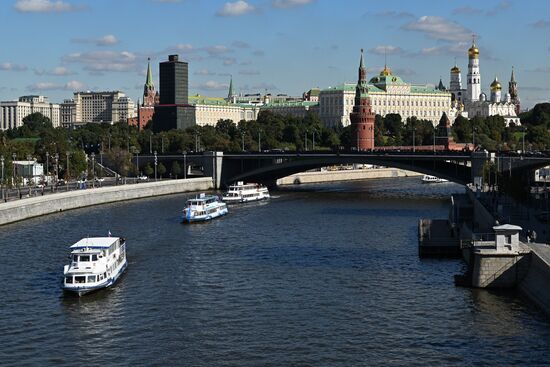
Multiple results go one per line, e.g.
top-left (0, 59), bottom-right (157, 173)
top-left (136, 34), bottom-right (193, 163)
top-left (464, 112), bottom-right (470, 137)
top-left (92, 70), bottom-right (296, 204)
top-left (447, 38), bottom-right (521, 126)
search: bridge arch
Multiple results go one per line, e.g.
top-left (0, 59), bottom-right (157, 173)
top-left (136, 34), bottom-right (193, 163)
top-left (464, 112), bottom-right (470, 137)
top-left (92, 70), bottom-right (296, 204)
top-left (221, 154), bottom-right (472, 188)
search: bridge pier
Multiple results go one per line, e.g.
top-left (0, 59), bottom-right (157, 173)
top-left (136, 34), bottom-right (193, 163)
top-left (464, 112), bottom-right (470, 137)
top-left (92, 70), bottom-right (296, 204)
top-left (203, 151), bottom-right (224, 189)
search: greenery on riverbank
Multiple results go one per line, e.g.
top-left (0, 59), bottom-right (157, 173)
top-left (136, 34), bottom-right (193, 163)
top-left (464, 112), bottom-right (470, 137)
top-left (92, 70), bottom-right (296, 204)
top-left (0, 103), bottom-right (549, 183)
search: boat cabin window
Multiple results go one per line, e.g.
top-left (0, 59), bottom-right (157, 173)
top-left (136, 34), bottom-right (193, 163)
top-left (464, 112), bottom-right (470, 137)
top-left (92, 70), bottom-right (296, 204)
top-left (87, 275), bottom-right (96, 283)
top-left (72, 255), bottom-right (78, 262)
top-left (75, 276), bottom-right (86, 284)
top-left (80, 255), bottom-right (90, 262)
top-left (65, 276), bottom-right (73, 284)
top-left (92, 255), bottom-right (98, 261)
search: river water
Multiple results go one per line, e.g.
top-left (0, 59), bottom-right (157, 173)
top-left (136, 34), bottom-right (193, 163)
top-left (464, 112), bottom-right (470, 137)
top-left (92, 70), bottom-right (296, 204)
top-left (1, 177), bottom-right (549, 366)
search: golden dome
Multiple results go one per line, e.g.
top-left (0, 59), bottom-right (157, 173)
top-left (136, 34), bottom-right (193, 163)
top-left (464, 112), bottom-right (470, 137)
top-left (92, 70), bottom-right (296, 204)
top-left (451, 65), bottom-right (460, 73)
top-left (380, 64), bottom-right (392, 76)
top-left (468, 44), bottom-right (479, 58)
top-left (490, 77), bottom-right (501, 91)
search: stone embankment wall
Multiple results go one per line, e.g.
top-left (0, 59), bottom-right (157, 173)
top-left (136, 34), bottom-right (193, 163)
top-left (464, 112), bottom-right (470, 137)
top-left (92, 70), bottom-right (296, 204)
top-left (0, 178), bottom-right (213, 226)
top-left (277, 168), bottom-right (422, 185)
top-left (471, 252), bottom-right (531, 288)
top-left (520, 246), bottom-right (550, 315)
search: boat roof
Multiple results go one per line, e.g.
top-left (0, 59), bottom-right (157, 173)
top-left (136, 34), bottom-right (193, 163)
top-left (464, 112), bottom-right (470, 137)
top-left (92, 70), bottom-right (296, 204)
top-left (70, 237), bottom-right (118, 249)
top-left (188, 195), bottom-right (217, 202)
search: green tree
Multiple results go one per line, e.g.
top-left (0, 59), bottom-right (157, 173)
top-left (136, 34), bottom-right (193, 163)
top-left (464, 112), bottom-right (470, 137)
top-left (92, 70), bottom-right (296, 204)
top-left (171, 161), bottom-right (181, 178)
top-left (144, 163), bottom-right (153, 176)
top-left (157, 162), bottom-right (166, 178)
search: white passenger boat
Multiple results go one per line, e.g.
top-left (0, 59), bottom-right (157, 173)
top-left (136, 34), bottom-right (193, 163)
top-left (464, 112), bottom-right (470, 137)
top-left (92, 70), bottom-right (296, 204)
top-left (63, 236), bottom-right (127, 296)
top-left (182, 193), bottom-right (228, 223)
top-left (222, 181), bottom-right (270, 203)
top-left (422, 175), bottom-right (449, 184)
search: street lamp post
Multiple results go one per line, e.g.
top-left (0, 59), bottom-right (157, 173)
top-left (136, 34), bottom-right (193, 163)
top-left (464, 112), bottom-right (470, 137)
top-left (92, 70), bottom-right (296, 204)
top-left (304, 130), bottom-right (308, 151)
top-left (91, 152), bottom-right (95, 188)
top-left (312, 130), bottom-right (316, 151)
top-left (1, 155), bottom-right (4, 201)
top-left (522, 126), bottom-right (526, 154)
top-left (12, 153), bottom-right (17, 191)
top-left (433, 125), bottom-right (436, 153)
top-left (108, 133), bottom-right (111, 151)
top-left (136, 152), bottom-right (140, 176)
top-left (411, 126), bottom-right (416, 153)
top-left (149, 131), bottom-right (153, 154)
top-left (54, 153), bottom-right (59, 187)
top-left (26, 154), bottom-right (32, 187)
top-left (241, 133), bottom-right (245, 152)
top-left (45, 152), bottom-right (49, 180)
top-left (154, 151), bottom-right (158, 181)
top-left (66, 152), bottom-right (70, 181)
top-left (258, 130), bottom-right (262, 152)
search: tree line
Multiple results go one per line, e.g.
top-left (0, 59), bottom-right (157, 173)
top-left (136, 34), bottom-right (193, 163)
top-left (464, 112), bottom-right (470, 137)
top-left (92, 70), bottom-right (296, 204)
top-left (1, 103), bottom-right (549, 184)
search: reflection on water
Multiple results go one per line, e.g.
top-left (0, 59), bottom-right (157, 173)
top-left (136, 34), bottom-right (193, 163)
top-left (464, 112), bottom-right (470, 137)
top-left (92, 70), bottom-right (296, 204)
top-left (0, 177), bottom-right (549, 366)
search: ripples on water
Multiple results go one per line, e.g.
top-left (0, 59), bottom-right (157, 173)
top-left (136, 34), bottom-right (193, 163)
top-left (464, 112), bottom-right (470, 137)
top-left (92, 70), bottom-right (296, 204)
top-left (0, 177), bottom-right (549, 366)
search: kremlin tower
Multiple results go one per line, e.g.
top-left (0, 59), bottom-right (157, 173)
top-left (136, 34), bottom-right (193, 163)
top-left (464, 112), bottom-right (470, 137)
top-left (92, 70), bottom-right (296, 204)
top-left (137, 58), bottom-right (158, 130)
top-left (509, 67), bottom-right (520, 114)
top-left (349, 49), bottom-right (375, 150)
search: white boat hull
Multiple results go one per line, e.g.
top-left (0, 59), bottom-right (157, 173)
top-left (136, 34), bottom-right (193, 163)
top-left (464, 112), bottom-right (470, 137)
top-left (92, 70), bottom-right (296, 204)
top-left (182, 206), bottom-right (228, 223)
top-left (63, 259), bottom-right (128, 296)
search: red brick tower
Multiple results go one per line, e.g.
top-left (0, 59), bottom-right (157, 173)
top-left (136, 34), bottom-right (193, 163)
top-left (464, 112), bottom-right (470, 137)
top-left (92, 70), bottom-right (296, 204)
top-left (136, 58), bottom-right (156, 130)
top-left (350, 49), bottom-right (375, 150)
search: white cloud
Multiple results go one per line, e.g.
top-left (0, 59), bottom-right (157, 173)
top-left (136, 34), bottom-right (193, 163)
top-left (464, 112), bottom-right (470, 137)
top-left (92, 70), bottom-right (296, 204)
top-left (34, 66), bottom-right (75, 76)
top-left (486, 0), bottom-right (511, 16)
top-left (14, 0), bottom-right (84, 13)
top-left (452, 6), bottom-right (483, 15)
top-left (531, 20), bottom-right (550, 29)
top-left (194, 68), bottom-right (215, 76)
top-left (0, 62), bottom-right (28, 71)
top-left (232, 40), bottom-right (250, 49)
top-left (402, 16), bottom-right (472, 42)
top-left (272, 0), bottom-right (313, 9)
top-left (192, 80), bottom-right (229, 91)
top-left (368, 45), bottom-right (403, 55)
top-left (216, 1), bottom-right (256, 17)
top-left (373, 11), bottom-right (414, 19)
top-left (72, 34), bottom-right (119, 46)
top-left (223, 57), bottom-right (237, 66)
top-left (63, 51), bottom-right (139, 73)
top-left (204, 45), bottom-right (232, 55)
top-left (27, 80), bottom-right (86, 91)
top-left (97, 34), bottom-right (118, 46)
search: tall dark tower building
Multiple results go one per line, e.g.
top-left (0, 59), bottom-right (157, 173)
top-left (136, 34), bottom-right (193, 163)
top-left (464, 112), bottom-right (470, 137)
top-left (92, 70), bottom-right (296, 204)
top-left (509, 66), bottom-right (520, 115)
top-left (154, 54), bottom-right (189, 131)
top-left (349, 49), bottom-right (375, 150)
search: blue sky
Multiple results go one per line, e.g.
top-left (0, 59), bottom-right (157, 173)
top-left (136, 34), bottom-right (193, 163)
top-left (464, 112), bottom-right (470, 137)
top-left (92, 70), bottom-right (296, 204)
top-left (1, 0), bottom-right (549, 109)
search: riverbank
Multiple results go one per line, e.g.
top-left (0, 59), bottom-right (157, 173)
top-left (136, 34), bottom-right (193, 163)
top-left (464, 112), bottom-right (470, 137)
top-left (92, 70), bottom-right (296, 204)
top-left (0, 177), bottom-right (213, 226)
top-left (277, 167), bottom-right (422, 185)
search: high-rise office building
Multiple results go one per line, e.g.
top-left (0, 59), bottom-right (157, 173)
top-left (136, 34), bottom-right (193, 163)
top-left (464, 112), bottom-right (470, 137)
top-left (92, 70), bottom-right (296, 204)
top-left (154, 54), bottom-right (189, 131)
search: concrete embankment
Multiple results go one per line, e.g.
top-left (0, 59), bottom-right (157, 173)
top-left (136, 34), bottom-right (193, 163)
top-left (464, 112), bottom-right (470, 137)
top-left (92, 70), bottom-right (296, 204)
top-left (0, 177), bottom-right (213, 226)
top-left (277, 168), bottom-right (422, 185)
top-left (520, 243), bottom-right (550, 316)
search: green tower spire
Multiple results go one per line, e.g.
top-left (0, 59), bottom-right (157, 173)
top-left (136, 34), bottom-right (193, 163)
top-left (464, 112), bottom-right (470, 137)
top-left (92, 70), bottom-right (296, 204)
top-left (145, 57), bottom-right (154, 88)
top-left (227, 75), bottom-right (235, 101)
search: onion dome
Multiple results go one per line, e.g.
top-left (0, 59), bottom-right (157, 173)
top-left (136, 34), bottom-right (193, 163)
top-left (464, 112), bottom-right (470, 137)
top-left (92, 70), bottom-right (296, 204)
top-left (380, 64), bottom-right (392, 76)
top-left (451, 65), bottom-right (461, 73)
top-left (468, 43), bottom-right (479, 58)
top-left (490, 76), bottom-right (501, 91)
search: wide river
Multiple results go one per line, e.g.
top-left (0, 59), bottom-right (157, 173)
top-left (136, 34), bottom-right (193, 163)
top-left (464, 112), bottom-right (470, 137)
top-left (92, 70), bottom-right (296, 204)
top-left (1, 177), bottom-right (549, 366)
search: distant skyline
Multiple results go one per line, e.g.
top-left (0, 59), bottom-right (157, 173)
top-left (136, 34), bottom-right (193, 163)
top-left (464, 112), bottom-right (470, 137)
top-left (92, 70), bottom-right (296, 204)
top-left (1, 0), bottom-right (549, 109)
